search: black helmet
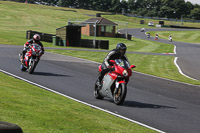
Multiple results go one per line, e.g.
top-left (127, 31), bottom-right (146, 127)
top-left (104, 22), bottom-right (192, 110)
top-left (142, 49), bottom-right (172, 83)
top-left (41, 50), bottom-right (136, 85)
top-left (116, 43), bottom-right (127, 56)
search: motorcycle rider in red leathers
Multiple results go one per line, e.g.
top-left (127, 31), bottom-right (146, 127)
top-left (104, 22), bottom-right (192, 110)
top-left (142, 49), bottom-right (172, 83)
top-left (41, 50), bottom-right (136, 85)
top-left (98, 43), bottom-right (129, 87)
top-left (20, 34), bottom-right (44, 63)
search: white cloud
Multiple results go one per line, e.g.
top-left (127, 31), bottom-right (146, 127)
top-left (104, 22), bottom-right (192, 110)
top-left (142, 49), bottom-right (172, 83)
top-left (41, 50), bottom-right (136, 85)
top-left (185, 0), bottom-right (200, 5)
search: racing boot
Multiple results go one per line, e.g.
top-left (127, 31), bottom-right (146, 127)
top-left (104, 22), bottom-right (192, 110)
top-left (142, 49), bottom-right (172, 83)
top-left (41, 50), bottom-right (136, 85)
top-left (19, 53), bottom-right (23, 63)
top-left (20, 53), bottom-right (25, 64)
top-left (97, 76), bottom-right (103, 90)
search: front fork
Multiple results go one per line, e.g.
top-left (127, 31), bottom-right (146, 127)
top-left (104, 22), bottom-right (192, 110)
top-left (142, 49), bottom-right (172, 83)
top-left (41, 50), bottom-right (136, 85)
top-left (114, 78), bottom-right (129, 94)
top-left (29, 57), bottom-right (39, 65)
top-left (114, 82), bottom-right (120, 94)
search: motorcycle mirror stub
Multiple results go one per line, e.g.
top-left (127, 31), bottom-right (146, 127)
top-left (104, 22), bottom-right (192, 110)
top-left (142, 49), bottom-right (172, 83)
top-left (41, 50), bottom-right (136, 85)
top-left (109, 60), bottom-right (116, 64)
top-left (130, 65), bottom-right (136, 69)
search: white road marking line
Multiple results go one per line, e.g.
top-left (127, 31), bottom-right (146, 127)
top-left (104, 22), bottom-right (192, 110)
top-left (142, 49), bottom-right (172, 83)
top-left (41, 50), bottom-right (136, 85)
top-left (0, 68), bottom-right (165, 133)
top-left (174, 46), bottom-right (177, 54)
top-left (173, 44), bottom-right (198, 81)
top-left (174, 57), bottom-right (198, 81)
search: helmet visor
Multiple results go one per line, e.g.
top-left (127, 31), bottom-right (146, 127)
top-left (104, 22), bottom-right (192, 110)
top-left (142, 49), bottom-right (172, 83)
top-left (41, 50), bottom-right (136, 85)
top-left (119, 49), bottom-right (125, 56)
top-left (34, 39), bottom-right (39, 43)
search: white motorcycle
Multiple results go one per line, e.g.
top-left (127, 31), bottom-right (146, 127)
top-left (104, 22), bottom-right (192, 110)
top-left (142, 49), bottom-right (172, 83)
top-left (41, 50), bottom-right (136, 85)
top-left (94, 59), bottom-right (136, 105)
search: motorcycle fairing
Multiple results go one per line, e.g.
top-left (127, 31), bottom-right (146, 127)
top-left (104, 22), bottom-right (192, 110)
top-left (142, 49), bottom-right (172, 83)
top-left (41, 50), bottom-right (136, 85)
top-left (99, 73), bottom-right (115, 98)
top-left (108, 72), bottom-right (118, 80)
top-left (26, 49), bottom-right (32, 57)
top-left (117, 80), bottom-right (126, 84)
top-left (98, 65), bottom-right (102, 72)
top-left (127, 69), bottom-right (132, 77)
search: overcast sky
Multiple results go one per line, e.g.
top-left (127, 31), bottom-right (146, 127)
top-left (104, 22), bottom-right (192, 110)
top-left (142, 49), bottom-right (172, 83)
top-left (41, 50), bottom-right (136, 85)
top-left (185, 0), bottom-right (200, 5)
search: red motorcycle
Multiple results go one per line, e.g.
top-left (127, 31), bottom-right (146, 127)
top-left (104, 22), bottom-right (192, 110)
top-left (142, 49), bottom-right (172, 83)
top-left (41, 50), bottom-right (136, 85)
top-left (19, 43), bottom-right (43, 74)
top-left (94, 59), bottom-right (136, 105)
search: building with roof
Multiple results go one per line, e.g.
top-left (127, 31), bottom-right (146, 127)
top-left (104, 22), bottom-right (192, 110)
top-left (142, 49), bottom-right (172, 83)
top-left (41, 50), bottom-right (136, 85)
top-left (81, 17), bottom-right (117, 37)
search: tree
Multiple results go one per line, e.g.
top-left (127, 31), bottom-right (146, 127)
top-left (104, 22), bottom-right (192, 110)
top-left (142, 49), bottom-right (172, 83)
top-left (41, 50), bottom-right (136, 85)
top-left (185, 1), bottom-right (194, 17)
top-left (127, 0), bottom-right (136, 11)
top-left (190, 7), bottom-right (200, 20)
top-left (109, 0), bottom-right (121, 13)
top-left (173, 0), bottom-right (187, 19)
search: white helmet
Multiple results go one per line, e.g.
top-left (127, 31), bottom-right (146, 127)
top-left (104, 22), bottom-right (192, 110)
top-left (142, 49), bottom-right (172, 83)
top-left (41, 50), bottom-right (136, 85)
top-left (33, 34), bottom-right (41, 43)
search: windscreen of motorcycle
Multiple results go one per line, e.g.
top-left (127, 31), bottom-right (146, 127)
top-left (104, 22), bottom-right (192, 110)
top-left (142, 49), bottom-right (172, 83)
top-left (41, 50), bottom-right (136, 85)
top-left (32, 43), bottom-right (41, 56)
top-left (114, 59), bottom-right (130, 69)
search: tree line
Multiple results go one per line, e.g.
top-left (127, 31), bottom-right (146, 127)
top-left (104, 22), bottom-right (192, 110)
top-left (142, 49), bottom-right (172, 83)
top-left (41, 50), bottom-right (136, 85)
top-left (10, 0), bottom-right (200, 20)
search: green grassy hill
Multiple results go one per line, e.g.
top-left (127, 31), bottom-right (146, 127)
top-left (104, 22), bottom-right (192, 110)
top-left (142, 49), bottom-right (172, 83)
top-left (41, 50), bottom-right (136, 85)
top-left (1, 1), bottom-right (200, 46)
top-left (0, 1), bottom-right (98, 45)
top-left (0, 1), bottom-right (145, 46)
top-left (148, 30), bottom-right (200, 44)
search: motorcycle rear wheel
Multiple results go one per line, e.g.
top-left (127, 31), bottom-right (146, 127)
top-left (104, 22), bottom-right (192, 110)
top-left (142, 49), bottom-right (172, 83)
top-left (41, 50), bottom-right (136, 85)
top-left (113, 83), bottom-right (127, 105)
top-left (94, 79), bottom-right (103, 99)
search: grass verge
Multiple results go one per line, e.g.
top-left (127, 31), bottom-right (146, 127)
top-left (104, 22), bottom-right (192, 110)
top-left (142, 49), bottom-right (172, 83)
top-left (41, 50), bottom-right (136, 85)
top-left (148, 31), bottom-right (200, 44)
top-left (81, 35), bottom-right (174, 53)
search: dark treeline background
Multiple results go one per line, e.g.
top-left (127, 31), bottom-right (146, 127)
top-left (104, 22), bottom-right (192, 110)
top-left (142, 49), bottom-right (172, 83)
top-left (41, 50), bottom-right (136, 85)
top-left (9, 0), bottom-right (200, 20)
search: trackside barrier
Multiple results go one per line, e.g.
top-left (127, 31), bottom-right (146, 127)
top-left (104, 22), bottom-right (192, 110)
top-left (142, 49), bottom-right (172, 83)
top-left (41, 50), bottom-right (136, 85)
top-left (26, 30), bottom-right (55, 42)
top-left (81, 39), bottom-right (109, 49)
top-left (116, 33), bottom-right (132, 40)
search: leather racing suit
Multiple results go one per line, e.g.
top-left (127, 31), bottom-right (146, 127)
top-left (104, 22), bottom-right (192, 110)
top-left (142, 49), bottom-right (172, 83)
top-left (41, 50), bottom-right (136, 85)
top-left (98, 49), bottom-right (129, 84)
top-left (21, 39), bottom-right (44, 62)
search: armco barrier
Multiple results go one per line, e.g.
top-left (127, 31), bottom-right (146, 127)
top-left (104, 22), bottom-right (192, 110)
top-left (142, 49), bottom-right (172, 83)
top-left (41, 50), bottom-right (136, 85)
top-left (96, 40), bottom-right (109, 49)
top-left (81, 39), bottom-right (109, 50)
top-left (170, 25), bottom-right (200, 29)
top-left (26, 30), bottom-right (55, 42)
top-left (116, 33), bottom-right (132, 40)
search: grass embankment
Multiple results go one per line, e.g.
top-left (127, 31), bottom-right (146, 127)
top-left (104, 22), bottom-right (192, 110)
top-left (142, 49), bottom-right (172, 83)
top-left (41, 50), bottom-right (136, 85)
top-left (82, 35), bottom-right (174, 53)
top-left (1, 1), bottom-right (200, 46)
top-left (0, 1), bottom-right (99, 46)
top-left (0, 72), bottom-right (157, 133)
top-left (148, 30), bottom-right (200, 44)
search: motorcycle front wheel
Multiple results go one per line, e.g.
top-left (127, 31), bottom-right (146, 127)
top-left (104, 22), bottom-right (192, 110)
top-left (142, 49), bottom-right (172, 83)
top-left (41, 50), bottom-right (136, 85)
top-left (94, 79), bottom-right (103, 99)
top-left (113, 83), bottom-right (127, 105)
top-left (28, 60), bottom-right (36, 74)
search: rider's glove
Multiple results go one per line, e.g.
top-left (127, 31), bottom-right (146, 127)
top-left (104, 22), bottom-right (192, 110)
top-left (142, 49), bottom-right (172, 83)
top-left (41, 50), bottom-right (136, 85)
top-left (107, 65), bottom-right (112, 69)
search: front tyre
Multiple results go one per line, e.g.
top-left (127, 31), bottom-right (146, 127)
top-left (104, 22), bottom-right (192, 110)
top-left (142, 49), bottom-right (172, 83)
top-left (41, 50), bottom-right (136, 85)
top-left (94, 79), bottom-right (103, 99)
top-left (28, 60), bottom-right (36, 74)
top-left (113, 83), bottom-right (127, 105)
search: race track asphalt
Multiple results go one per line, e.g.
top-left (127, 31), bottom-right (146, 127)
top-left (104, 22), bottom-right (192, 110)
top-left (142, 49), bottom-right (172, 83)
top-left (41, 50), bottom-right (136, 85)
top-left (119, 28), bottom-right (200, 81)
top-left (1, 44), bottom-right (200, 133)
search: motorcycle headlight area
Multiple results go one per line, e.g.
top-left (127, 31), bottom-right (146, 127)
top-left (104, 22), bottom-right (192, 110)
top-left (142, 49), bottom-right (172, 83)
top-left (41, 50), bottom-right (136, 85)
top-left (32, 50), bottom-right (40, 56)
top-left (32, 50), bottom-right (36, 55)
top-left (123, 70), bottom-right (128, 76)
top-left (32, 48), bottom-right (41, 55)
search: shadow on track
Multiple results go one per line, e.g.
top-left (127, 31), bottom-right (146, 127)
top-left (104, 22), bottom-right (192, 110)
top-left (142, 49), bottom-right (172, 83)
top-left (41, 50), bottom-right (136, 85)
top-left (123, 101), bottom-right (176, 109)
top-left (33, 72), bottom-right (71, 77)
